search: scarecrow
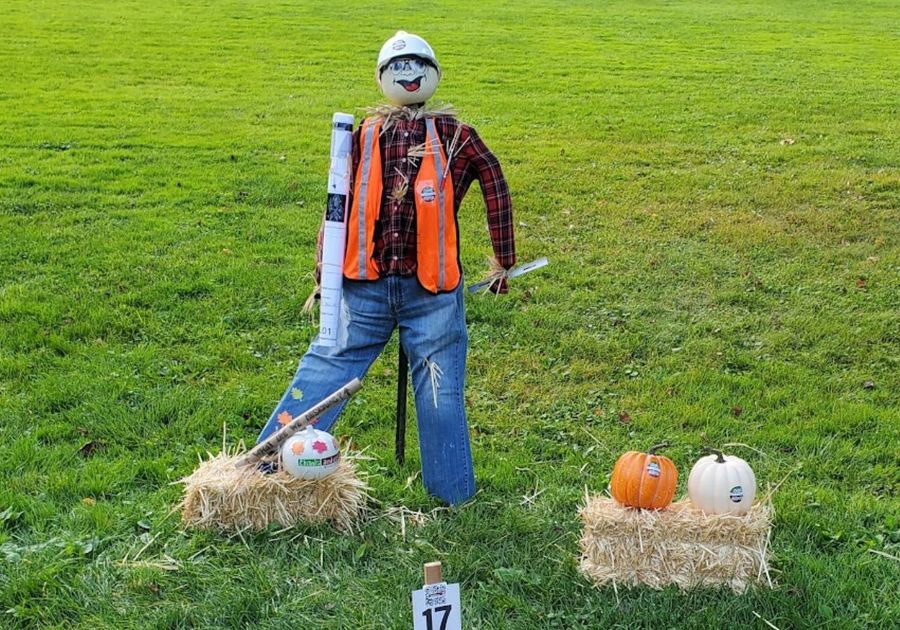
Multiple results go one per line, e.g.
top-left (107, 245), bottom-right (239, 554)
top-left (256, 31), bottom-right (516, 505)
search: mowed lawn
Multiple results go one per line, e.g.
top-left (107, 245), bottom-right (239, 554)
top-left (1, 0), bottom-right (898, 627)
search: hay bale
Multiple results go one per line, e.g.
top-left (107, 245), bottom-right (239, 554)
top-left (178, 449), bottom-right (370, 534)
top-left (579, 496), bottom-right (774, 593)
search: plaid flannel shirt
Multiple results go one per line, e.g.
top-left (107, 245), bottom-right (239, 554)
top-left (317, 115), bottom-right (515, 282)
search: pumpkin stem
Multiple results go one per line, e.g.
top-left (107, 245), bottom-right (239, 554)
top-left (701, 447), bottom-right (726, 463)
top-left (647, 442), bottom-right (670, 455)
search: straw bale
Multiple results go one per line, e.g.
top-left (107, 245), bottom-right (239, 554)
top-left (579, 497), bottom-right (774, 593)
top-left (178, 449), bottom-right (370, 534)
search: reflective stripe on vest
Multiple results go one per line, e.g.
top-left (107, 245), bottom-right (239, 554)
top-left (344, 117), bottom-right (460, 293)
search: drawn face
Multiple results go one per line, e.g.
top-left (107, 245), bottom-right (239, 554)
top-left (378, 55), bottom-right (440, 106)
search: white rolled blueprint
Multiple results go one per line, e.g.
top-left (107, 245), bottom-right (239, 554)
top-left (318, 112), bottom-right (354, 346)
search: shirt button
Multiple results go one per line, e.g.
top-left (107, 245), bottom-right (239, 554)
top-left (392, 256), bottom-right (399, 261)
top-left (404, 132), bottom-right (409, 137)
top-left (393, 232), bottom-right (399, 237)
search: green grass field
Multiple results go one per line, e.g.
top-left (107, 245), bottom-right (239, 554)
top-left (1, 0), bottom-right (898, 627)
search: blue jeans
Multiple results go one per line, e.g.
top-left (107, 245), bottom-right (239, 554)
top-left (257, 276), bottom-right (475, 505)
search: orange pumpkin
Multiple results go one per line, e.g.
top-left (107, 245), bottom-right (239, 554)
top-left (610, 442), bottom-right (678, 510)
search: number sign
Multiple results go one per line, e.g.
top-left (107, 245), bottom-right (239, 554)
top-left (412, 582), bottom-right (461, 630)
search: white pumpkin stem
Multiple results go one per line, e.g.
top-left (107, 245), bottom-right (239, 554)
top-left (701, 447), bottom-right (727, 463)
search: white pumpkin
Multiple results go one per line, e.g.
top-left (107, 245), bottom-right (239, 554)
top-left (280, 426), bottom-right (341, 480)
top-left (687, 449), bottom-right (757, 515)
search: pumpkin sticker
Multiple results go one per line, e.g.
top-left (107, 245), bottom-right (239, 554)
top-left (729, 486), bottom-right (744, 503)
top-left (646, 461), bottom-right (661, 478)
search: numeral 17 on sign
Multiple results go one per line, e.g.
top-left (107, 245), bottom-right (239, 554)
top-left (412, 562), bottom-right (462, 630)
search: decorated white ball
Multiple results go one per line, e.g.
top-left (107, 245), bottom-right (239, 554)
top-left (280, 426), bottom-right (341, 480)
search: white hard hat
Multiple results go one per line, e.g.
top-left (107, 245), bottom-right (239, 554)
top-left (376, 31), bottom-right (441, 79)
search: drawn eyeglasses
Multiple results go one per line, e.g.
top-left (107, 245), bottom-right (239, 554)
top-left (388, 58), bottom-right (427, 73)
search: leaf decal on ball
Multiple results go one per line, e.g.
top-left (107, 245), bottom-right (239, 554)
top-left (313, 440), bottom-right (328, 454)
top-left (291, 441), bottom-right (304, 455)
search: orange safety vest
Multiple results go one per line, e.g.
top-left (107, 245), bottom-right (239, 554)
top-left (343, 117), bottom-right (461, 293)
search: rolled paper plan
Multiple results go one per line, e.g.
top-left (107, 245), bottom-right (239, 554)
top-left (235, 378), bottom-right (362, 468)
top-left (319, 112), bottom-right (355, 346)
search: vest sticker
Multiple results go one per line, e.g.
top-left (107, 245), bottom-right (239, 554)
top-left (419, 185), bottom-right (436, 203)
top-left (646, 461), bottom-right (661, 477)
top-left (729, 485), bottom-right (744, 502)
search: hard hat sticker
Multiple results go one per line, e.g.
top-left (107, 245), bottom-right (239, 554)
top-left (647, 461), bottom-right (661, 477)
top-left (392, 40), bottom-right (406, 51)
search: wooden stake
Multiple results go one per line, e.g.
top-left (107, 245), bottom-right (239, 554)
top-left (423, 561), bottom-right (442, 585)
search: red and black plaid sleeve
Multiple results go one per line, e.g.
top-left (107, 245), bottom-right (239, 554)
top-left (448, 122), bottom-right (516, 270)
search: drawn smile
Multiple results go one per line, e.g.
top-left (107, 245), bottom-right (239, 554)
top-left (395, 75), bottom-right (425, 92)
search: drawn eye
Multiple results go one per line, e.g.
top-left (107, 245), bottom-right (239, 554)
top-left (391, 60), bottom-right (404, 72)
top-left (413, 59), bottom-right (424, 70)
